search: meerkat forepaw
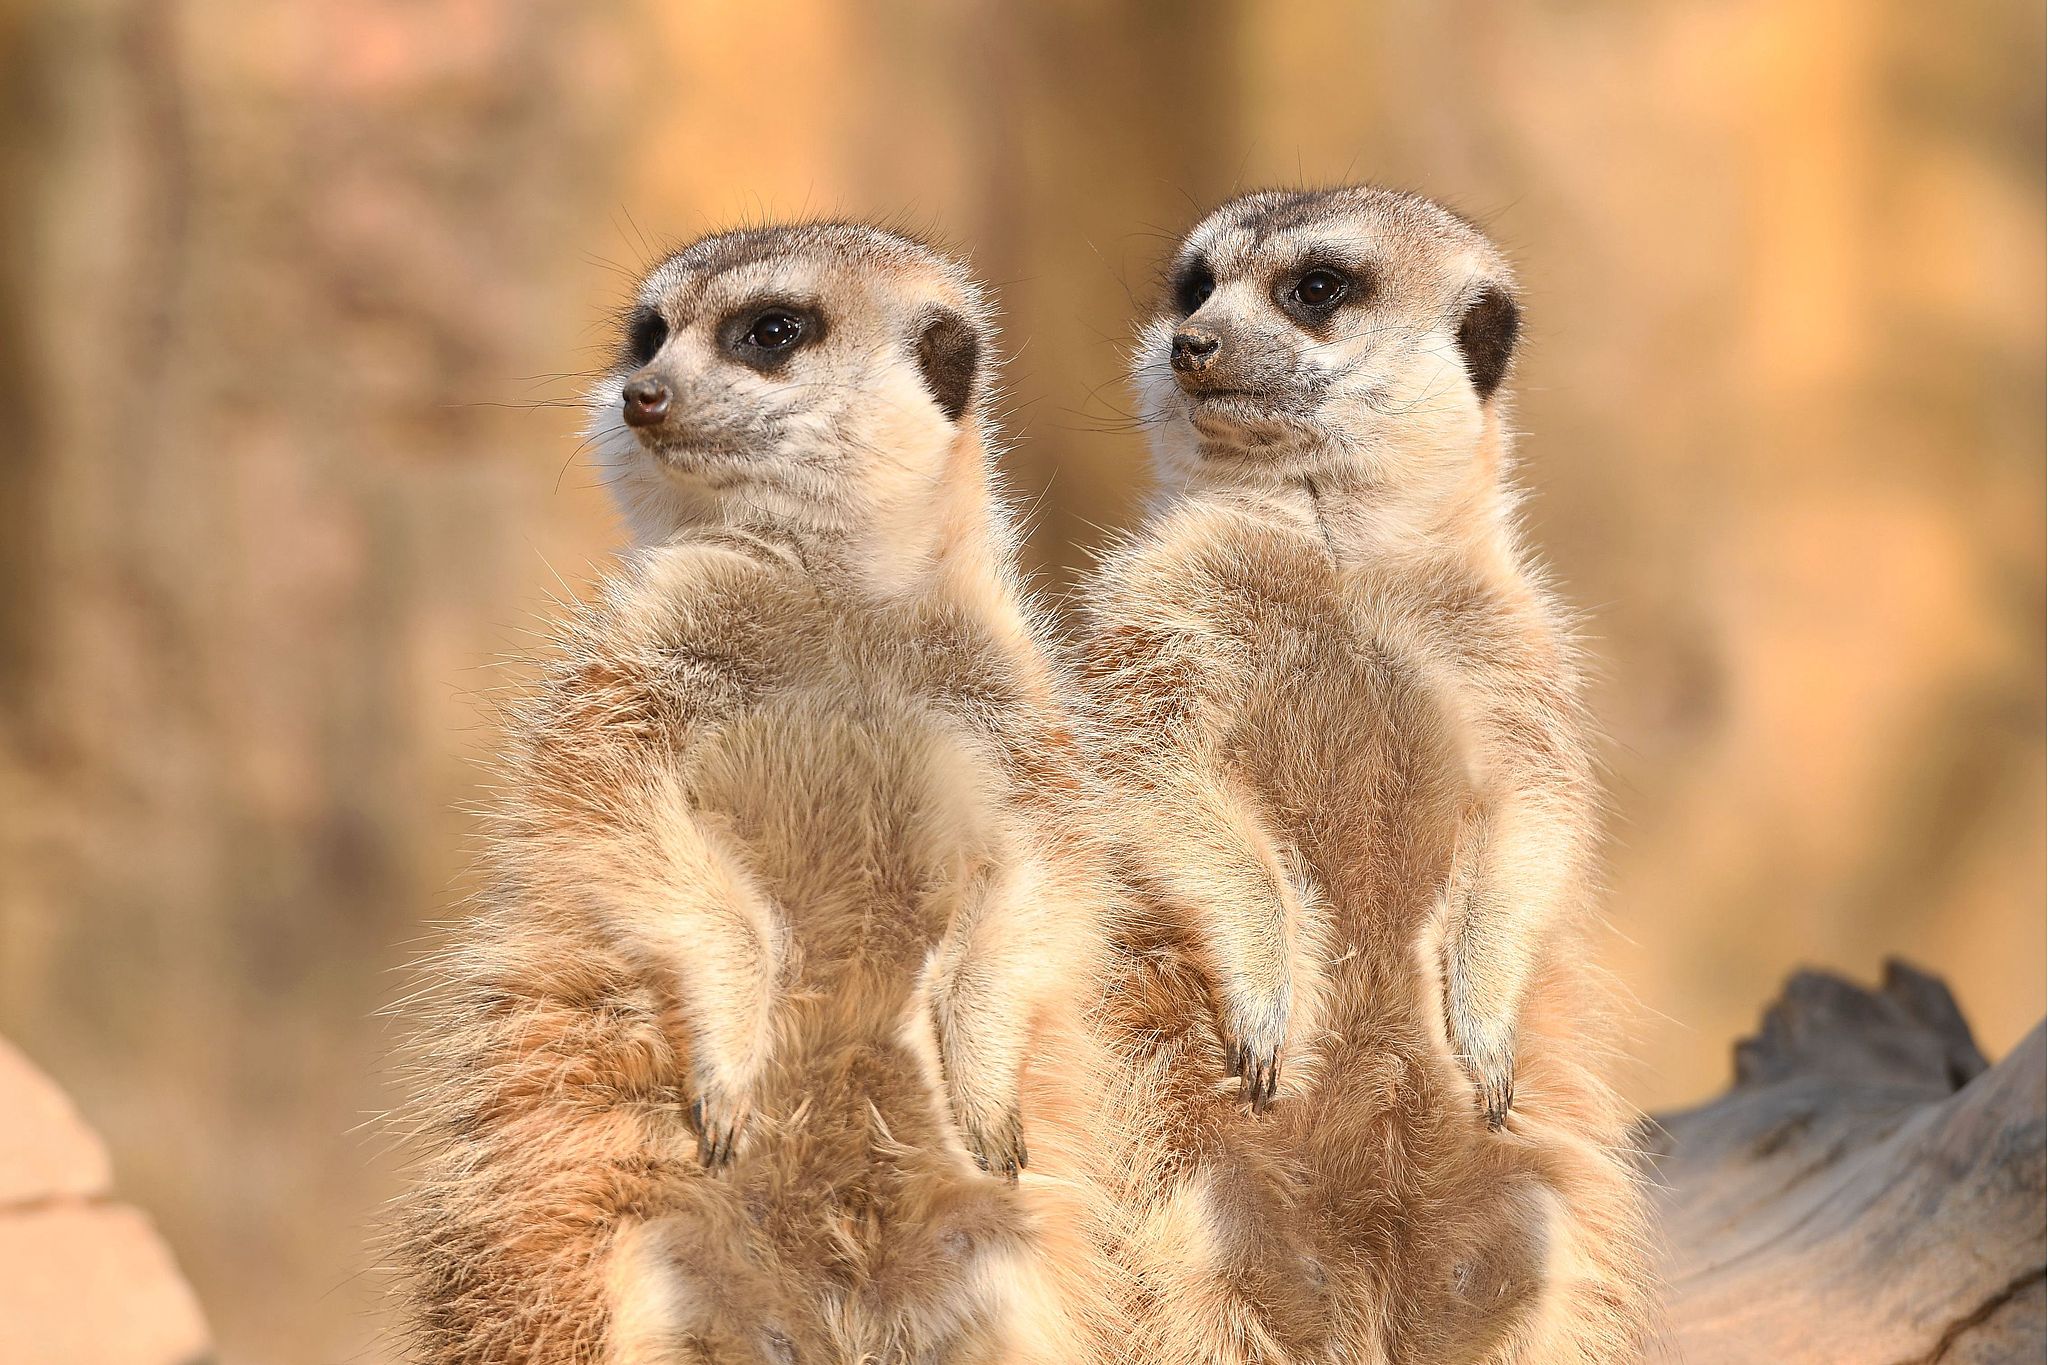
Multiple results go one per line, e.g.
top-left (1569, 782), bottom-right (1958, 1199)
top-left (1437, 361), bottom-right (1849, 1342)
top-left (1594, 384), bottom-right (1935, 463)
top-left (959, 1104), bottom-right (1028, 1183)
top-left (1231, 1040), bottom-right (1284, 1113)
top-left (1475, 1067), bottom-right (1514, 1131)
top-left (1217, 1003), bottom-right (1288, 1113)
top-left (688, 1088), bottom-right (752, 1170)
top-left (1449, 1014), bottom-right (1517, 1130)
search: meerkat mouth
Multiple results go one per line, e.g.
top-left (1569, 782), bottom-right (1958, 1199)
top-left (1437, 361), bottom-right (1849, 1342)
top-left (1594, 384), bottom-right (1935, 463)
top-left (1182, 385), bottom-right (1301, 411)
top-left (639, 436), bottom-right (755, 471)
top-left (1183, 387), bottom-right (1268, 404)
top-left (1184, 390), bottom-right (1307, 443)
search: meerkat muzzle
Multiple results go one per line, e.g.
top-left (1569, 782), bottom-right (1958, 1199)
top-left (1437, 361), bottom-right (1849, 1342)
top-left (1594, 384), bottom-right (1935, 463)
top-left (1170, 327), bottom-right (1222, 377)
top-left (622, 373), bottom-right (672, 429)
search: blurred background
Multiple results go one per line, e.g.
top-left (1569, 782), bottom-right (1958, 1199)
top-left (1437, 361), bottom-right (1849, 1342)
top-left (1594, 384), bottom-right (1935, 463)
top-left (0, 1), bottom-right (2039, 1360)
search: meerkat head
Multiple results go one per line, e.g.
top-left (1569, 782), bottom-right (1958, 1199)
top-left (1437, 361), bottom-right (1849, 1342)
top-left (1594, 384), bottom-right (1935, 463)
top-left (1135, 187), bottom-right (1521, 506)
top-left (590, 223), bottom-right (997, 569)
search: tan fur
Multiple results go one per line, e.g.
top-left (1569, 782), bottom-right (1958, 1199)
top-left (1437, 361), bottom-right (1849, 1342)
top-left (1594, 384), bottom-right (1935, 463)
top-left (395, 225), bottom-right (1127, 1364)
top-left (1076, 188), bottom-right (1657, 1362)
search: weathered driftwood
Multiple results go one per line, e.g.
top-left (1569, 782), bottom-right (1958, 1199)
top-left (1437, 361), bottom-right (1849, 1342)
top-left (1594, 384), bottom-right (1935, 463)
top-left (1647, 961), bottom-right (2045, 1364)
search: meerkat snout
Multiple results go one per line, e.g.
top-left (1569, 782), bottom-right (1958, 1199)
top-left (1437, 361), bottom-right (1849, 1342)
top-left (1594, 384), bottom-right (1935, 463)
top-left (620, 372), bottom-right (670, 428)
top-left (1168, 325), bottom-right (1221, 376)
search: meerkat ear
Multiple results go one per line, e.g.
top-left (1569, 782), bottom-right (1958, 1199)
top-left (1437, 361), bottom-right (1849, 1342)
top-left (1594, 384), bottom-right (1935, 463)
top-left (916, 309), bottom-right (982, 424)
top-left (1456, 284), bottom-right (1520, 402)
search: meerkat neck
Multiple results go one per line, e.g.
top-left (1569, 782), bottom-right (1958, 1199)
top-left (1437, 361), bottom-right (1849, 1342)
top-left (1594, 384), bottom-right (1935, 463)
top-left (686, 447), bottom-right (971, 602)
top-left (1298, 463), bottom-right (1513, 568)
top-left (1185, 425), bottom-right (1520, 572)
top-left (705, 424), bottom-right (1053, 703)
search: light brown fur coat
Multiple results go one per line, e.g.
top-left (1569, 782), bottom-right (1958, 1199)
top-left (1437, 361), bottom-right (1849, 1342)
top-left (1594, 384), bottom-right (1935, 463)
top-left (1075, 189), bottom-right (1657, 1364)
top-left (396, 225), bottom-right (1127, 1365)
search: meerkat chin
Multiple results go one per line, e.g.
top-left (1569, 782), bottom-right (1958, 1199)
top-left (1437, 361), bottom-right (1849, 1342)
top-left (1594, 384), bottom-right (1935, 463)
top-left (1076, 187), bottom-right (1656, 1364)
top-left (399, 223), bottom-right (1128, 1365)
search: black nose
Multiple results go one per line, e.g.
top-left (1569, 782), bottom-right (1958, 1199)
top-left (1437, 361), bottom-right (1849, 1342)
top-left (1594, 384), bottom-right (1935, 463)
top-left (622, 374), bottom-right (671, 429)
top-left (1170, 328), bottom-right (1221, 374)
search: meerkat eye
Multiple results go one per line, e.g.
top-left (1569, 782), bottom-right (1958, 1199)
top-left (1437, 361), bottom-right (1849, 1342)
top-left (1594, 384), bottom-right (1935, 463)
top-left (743, 309), bottom-right (805, 351)
top-left (722, 304), bottom-right (821, 372)
top-left (1172, 261), bottom-right (1216, 316)
top-left (1292, 268), bottom-right (1349, 309)
top-left (625, 307), bottom-right (668, 367)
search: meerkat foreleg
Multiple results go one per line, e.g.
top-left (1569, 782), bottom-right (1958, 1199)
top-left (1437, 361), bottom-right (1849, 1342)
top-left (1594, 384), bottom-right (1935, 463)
top-left (600, 791), bottom-right (784, 1168)
top-left (1081, 612), bottom-right (1299, 1109)
top-left (1441, 803), bottom-right (1509, 1127)
top-left (1418, 615), bottom-right (1595, 1128)
top-left (1441, 770), bottom-right (1584, 1128)
top-left (1140, 761), bottom-right (1302, 1112)
top-left (926, 853), bottom-right (1057, 1180)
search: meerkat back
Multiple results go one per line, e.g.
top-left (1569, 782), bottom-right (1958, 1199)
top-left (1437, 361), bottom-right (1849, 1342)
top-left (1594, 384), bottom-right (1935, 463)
top-left (396, 223), bottom-right (1127, 1365)
top-left (1077, 188), bottom-right (1656, 1364)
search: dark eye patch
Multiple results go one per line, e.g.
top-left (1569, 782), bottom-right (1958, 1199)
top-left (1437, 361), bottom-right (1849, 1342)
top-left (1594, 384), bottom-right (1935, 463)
top-left (1170, 258), bottom-right (1216, 316)
top-left (719, 301), bottom-right (825, 372)
top-left (624, 306), bottom-right (668, 368)
top-left (1274, 261), bottom-right (1368, 329)
top-left (1292, 268), bottom-right (1348, 309)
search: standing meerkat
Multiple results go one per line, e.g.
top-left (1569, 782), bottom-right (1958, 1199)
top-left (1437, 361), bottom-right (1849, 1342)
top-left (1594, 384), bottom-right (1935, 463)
top-left (1078, 188), bottom-right (1654, 1363)
top-left (398, 223), bottom-right (1124, 1364)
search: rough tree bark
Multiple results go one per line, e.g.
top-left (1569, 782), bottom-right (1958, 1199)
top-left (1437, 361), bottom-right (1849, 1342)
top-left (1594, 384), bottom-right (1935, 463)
top-left (1648, 960), bottom-right (2046, 1365)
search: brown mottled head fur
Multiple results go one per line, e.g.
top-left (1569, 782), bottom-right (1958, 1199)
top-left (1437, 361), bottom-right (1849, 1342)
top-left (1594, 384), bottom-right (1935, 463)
top-left (395, 224), bottom-right (1124, 1364)
top-left (1078, 189), bottom-right (1657, 1363)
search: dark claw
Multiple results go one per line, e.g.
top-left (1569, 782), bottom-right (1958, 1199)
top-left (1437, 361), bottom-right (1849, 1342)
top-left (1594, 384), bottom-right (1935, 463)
top-left (1460, 1043), bottom-right (1515, 1130)
top-left (1448, 1007), bottom-right (1518, 1131)
top-left (1480, 1075), bottom-right (1514, 1131)
top-left (964, 1110), bottom-right (1026, 1184)
top-left (689, 1096), bottom-right (745, 1170)
top-left (1226, 1041), bottom-right (1282, 1113)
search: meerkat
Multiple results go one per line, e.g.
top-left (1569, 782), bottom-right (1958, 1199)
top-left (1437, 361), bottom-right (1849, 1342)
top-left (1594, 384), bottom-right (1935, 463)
top-left (397, 223), bottom-right (1127, 1365)
top-left (1076, 188), bottom-right (1655, 1362)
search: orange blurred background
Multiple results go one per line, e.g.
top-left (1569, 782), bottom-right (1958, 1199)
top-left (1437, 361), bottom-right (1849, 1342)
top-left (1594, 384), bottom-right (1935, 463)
top-left (0, 2), bottom-right (2040, 1360)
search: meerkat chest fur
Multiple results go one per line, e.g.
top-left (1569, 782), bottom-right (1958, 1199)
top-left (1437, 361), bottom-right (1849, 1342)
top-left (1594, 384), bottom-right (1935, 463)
top-left (1089, 489), bottom-right (1518, 910)
top-left (530, 536), bottom-right (1059, 975)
